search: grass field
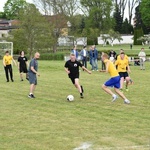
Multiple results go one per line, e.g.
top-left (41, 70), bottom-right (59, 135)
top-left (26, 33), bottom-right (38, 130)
top-left (0, 60), bottom-right (150, 150)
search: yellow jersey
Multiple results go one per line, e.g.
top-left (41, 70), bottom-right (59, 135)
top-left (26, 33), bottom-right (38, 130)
top-left (117, 54), bottom-right (128, 61)
top-left (115, 58), bottom-right (129, 72)
top-left (104, 59), bottom-right (119, 77)
top-left (3, 55), bottom-right (13, 65)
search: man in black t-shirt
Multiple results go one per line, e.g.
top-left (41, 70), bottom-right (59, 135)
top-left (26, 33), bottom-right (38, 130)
top-left (64, 53), bottom-right (91, 98)
top-left (18, 51), bottom-right (29, 81)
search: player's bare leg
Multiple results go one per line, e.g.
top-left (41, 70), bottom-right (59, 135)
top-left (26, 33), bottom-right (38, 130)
top-left (75, 79), bottom-right (83, 98)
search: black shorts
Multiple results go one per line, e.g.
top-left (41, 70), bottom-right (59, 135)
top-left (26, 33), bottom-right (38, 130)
top-left (69, 74), bottom-right (79, 84)
top-left (20, 66), bottom-right (28, 73)
top-left (119, 72), bottom-right (129, 79)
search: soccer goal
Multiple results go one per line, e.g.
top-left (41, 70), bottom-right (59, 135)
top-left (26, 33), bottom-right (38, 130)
top-left (0, 42), bottom-right (13, 58)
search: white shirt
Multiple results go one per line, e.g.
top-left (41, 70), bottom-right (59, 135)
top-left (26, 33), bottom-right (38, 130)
top-left (138, 51), bottom-right (146, 61)
top-left (83, 49), bottom-right (86, 57)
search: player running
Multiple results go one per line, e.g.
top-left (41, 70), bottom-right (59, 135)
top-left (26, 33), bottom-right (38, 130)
top-left (100, 53), bottom-right (130, 104)
top-left (64, 53), bottom-right (91, 98)
top-left (115, 51), bottom-right (131, 92)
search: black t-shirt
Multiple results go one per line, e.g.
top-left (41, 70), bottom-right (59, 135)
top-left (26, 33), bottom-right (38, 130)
top-left (18, 56), bottom-right (28, 68)
top-left (64, 60), bottom-right (83, 78)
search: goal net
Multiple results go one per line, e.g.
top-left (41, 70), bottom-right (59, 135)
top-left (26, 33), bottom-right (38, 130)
top-left (0, 42), bottom-right (13, 59)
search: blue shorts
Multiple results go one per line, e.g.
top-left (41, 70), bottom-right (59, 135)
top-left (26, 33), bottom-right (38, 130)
top-left (104, 76), bottom-right (120, 89)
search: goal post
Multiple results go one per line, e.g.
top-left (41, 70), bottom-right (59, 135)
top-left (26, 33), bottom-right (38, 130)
top-left (0, 42), bottom-right (13, 58)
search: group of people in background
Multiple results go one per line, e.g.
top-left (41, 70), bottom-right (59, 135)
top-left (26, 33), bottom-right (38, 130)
top-left (71, 45), bottom-right (99, 71)
top-left (3, 50), bottom-right (40, 98)
top-left (65, 46), bottom-right (147, 104)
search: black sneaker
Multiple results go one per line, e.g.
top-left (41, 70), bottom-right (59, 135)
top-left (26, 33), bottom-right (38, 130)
top-left (80, 95), bottom-right (84, 98)
top-left (26, 77), bottom-right (29, 81)
top-left (28, 94), bottom-right (35, 98)
top-left (11, 79), bottom-right (14, 82)
top-left (21, 79), bottom-right (23, 81)
top-left (81, 85), bottom-right (84, 93)
top-left (80, 93), bottom-right (84, 98)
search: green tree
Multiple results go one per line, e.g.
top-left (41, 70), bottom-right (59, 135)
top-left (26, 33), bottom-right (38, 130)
top-left (81, 28), bottom-right (99, 45)
top-left (121, 18), bottom-right (133, 34)
top-left (113, 5), bottom-right (123, 33)
top-left (108, 29), bottom-right (122, 46)
top-left (134, 28), bottom-right (144, 45)
top-left (81, 0), bottom-right (114, 31)
top-left (140, 0), bottom-right (150, 28)
top-left (3, 0), bottom-right (27, 19)
top-left (10, 4), bottom-right (53, 57)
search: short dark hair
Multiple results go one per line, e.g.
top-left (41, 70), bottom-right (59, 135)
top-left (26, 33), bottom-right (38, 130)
top-left (5, 51), bottom-right (9, 53)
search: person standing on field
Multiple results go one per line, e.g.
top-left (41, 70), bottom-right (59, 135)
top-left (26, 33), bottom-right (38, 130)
top-left (64, 53), bottom-right (92, 98)
top-left (100, 53), bottom-right (130, 104)
top-left (138, 48), bottom-right (146, 70)
top-left (28, 52), bottom-right (40, 98)
top-left (80, 46), bottom-right (88, 68)
top-left (18, 51), bottom-right (29, 81)
top-left (3, 51), bottom-right (17, 82)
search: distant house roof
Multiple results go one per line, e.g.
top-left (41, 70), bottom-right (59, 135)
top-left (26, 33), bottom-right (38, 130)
top-left (0, 19), bottom-right (19, 30)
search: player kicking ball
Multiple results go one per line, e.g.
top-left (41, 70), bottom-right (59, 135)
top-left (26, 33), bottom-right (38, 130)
top-left (100, 53), bottom-right (130, 104)
top-left (64, 53), bottom-right (92, 98)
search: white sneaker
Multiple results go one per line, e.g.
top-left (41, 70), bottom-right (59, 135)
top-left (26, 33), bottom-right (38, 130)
top-left (124, 99), bottom-right (130, 104)
top-left (112, 95), bottom-right (118, 102)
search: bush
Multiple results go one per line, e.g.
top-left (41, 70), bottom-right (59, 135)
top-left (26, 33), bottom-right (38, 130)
top-left (39, 53), bottom-right (64, 60)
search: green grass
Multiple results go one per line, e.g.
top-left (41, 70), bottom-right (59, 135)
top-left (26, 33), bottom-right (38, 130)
top-left (0, 60), bottom-right (150, 150)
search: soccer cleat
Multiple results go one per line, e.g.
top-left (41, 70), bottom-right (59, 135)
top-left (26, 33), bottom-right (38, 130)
top-left (21, 79), bottom-right (23, 81)
top-left (28, 94), bottom-right (35, 98)
top-left (26, 77), bottom-right (29, 81)
top-left (80, 95), bottom-right (84, 98)
top-left (80, 93), bottom-right (84, 98)
top-left (112, 95), bottom-right (118, 102)
top-left (81, 85), bottom-right (84, 93)
top-left (124, 99), bottom-right (130, 104)
top-left (11, 79), bottom-right (14, 82)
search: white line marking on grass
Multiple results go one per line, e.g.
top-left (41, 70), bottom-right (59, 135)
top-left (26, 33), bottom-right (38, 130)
top-left (98, 145), bottom-right (150, 150)
top-left (73, 142), bottom-right (92, 150)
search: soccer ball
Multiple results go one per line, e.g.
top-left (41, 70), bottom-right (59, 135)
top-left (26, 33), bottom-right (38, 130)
top-left (67, 95), bottom-right (74, 101)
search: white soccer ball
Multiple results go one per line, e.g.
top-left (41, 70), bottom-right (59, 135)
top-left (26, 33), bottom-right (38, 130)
top-left (67, 95), bottom-right (74, 101)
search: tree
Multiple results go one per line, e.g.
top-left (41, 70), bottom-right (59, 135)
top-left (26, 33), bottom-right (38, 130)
top-left (3, 0), bottom-right (27, 19)
top-left (81, 0), bottom-right (114, 31)
top-left (108, 29), bottom-right (122, 46)
top-left (11, 4), bottom-right (53, 57)
top-left (122, 18), bottom-right (133, 34)
top-left (113, 0), bottom-right (127, 21)
top-left (127, 0), bottom-right (139, 25)
top-left (134, 4), bottom-right (149, 34)
top-left (81, 28), bottom-right (99, 45)
top-left (134, 28), bottom-right (144, 45)
top-left (140, 0), bottom-right (150, 29)
top-left (113, 5), bottom-right (123, 33)
top-left (33, 0), bottom-right (81, 17)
